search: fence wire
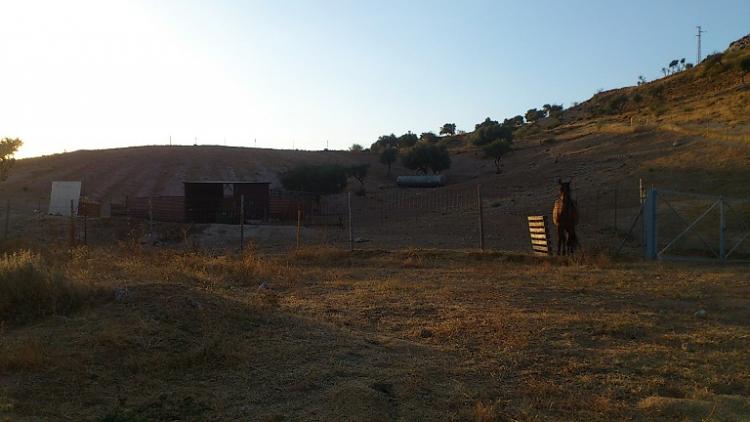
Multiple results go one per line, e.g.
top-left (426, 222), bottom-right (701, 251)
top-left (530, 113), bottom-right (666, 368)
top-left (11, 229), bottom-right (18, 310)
top-left (1, 182), bottom-right (661, 257)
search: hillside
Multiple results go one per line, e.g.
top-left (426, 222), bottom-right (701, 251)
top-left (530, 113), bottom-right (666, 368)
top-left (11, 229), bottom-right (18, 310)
top-left (3, 34), bottom-right (750, 212)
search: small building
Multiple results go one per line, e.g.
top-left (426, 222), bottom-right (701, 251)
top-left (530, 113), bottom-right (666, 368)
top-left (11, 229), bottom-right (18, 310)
top-left (184, 181), bottom-right (270, 224)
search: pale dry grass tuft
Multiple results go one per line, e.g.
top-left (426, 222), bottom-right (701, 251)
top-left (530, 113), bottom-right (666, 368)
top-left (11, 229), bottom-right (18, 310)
top-left (0, 251), bottom-right (94, 323)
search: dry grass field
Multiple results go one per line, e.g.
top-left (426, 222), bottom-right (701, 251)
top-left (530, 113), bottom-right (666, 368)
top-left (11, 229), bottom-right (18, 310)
top-left (1, 243), bottom-right (749, 421)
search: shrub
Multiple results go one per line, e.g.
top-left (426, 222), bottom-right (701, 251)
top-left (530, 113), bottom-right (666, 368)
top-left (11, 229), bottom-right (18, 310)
top-left (279, 164), bottom-right (350, 194)
top-left (607, 94), bottom-right (628, 114)
top-left (420, 132), bottom-right (439, 143)
top-left (739, 57), bottom-right (750, 83)
top-left (0, 251), bottom-right (91, 323)
top-left (401, 143), bottom-right (451, 174)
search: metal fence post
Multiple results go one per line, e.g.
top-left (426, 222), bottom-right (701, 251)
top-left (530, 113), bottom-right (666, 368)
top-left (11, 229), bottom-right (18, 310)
top-left (296, 205), bottom-right (301, 249)
top-left (69, 199), bottom-right (75, 246)
top-left (240, 194), bottom-right (245, 252)
top-left (348, 192), bottom-right (353, 251)
top-left (719, 196), bottom-right (726, 262)
top-left (644, 188), bottom-right (658, 259)
top-left (83, 206), bottom-right (88, 246)
top-left (3, 201), bottom-right (9, 239)
top-left (595, 190), bottom-right (600, 226)
top-left (148, 197), bottom-right (154, 239)
top-left (477, 185), bottom-right (485, 251)
top-left (613, 184), bottom-right (619, 231)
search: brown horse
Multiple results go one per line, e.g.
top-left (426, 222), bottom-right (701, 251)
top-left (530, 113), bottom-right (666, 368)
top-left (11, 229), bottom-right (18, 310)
top-left (552, 178), bottom-right (579, 255)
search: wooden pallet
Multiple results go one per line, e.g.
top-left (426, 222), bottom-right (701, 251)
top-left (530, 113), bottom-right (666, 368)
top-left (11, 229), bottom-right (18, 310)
top-left (527, 215), bottom-right (552, 256)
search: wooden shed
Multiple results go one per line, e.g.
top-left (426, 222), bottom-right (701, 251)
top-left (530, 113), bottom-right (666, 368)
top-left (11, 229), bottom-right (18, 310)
top-left (184, 181), bottom-right (270, 224)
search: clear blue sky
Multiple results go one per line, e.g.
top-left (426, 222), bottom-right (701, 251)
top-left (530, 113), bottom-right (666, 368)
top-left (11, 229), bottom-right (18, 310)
top-left (1, 0), bottom-right (748, 158)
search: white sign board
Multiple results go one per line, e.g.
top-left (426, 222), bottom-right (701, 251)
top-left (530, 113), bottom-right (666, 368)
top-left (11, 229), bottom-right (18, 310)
top-left (49, 181), bottom-right (82, 216)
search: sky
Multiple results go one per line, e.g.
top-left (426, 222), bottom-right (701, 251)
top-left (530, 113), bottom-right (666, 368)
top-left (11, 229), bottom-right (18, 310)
top-left (1, 0), bottom-right (749, 158)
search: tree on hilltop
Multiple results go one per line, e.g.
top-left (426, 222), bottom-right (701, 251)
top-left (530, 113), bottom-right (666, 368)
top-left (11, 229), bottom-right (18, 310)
top-left (370, 134), bottom-right (398, 153)
top-left (524, 108), bottom-right (546, 123)
top-left (0, 137), bottom-right (23, 182)
top-left (439, 123), bottom-right (456, 136)
top-left (397, 132), bottom-right (419, 149)
top-left (420, 132), bottom-right (439, 143)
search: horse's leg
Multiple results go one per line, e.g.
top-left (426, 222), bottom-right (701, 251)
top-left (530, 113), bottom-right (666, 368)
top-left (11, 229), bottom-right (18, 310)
top-left (557, 225), bottom-right (564, 256)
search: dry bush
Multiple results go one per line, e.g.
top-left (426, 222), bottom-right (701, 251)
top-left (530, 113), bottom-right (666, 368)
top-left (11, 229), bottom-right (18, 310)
top-left (400, 248), bottom-right (425, 268)
top-left (0, 251), bottom-right (93, 323)
top-left (473, 401), bottom-right (497, 422)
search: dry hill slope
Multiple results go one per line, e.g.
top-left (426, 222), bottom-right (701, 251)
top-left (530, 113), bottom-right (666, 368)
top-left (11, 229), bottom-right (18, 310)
top-left (3, 34), bottom-right (750, 212)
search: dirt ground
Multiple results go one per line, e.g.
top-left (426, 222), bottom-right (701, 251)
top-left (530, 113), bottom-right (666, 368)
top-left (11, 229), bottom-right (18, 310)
top-left (1, 245), bottom-right (749, 421)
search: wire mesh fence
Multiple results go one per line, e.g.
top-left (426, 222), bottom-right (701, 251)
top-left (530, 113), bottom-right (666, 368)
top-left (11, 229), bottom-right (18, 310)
top-left (1, 181), bottom-right (673, 258)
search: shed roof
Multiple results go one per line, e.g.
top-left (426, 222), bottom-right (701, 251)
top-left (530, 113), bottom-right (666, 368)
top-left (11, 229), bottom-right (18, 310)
top-left (183, 181), bottom-right (270, 185)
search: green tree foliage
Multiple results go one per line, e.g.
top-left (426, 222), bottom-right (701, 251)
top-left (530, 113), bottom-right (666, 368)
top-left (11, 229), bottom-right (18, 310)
top-left (502, 115), bottom-right (525, 128)
top-left (524, 108), bottom-right (546, 123)
top-left (439, 123), bottom-right (456, 136)
top-left (546, 104), bottom-right (563, 119)
top-left (420, 132), bottom-right (439, 143)
top-left (397, 131), bottom-right (419, 149)
top-left (280, 164), bottom-right (350, 194)
top-left (475, 117), bottom-right (499, 130)
top-left (472, 119), bottom-right (513, 147)
top-left (401, 143), bottom-right (451, 174)
top-left (0, 137), bottom-right (23, 182)
top-left (379, 147), bottom-right (398, 176)
top-left (370, 134), bottom-right (399, 153)
top-left (482, 139), bottom-right (512, 174)
top-left (349, 143), bottom-right (364, 152)
top-left (668, 59), bottom-right (679, 74)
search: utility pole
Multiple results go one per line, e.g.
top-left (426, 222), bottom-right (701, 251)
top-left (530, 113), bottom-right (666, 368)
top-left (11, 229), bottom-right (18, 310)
top-left (696, 26), bottom-right (706, 64)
